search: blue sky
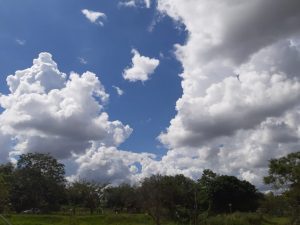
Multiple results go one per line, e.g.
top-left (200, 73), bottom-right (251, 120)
top-left (0, 0), bottom-right (185, 155)
top-left (1, 0), bottom-right (300, 188)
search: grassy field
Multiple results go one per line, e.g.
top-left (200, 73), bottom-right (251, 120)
top-left (0, 213), bottom-right (290, 225)
top-left (203, 213), bottom-right (290, 225)
top-left (1, 214), bottom-right (174, 225)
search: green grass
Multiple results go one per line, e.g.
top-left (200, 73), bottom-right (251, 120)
top-left (4, 213), bottom-right (170, 225)
top-left (0, 213), bottom-right (290, 225)
top-left (202, 213), bottom-right (290, 225)
top-left (7, 215), bottom-right (68, 225)
top-left (264, 216), bottom-right (290, 225)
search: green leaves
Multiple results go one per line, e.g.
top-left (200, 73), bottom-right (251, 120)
top-left (11, 153), bottom-right (66, 212)
top-left (264, 152), bottom-right (300, 223)
top-left (201, 174), bottom-right (261, 213)
top-left (264, 152), bottom-right (300, 189)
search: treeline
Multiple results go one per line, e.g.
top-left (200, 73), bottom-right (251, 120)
top-left (0, 152), bottom-right (299, 225)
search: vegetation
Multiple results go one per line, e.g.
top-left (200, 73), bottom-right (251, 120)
top-left (9, 153), bottom-right (66, 213)
top-left (6, 214), bottom-right (155, 225)
top-left (0, 151), bottom-right (299, 225)
top-left (264, 151), bottom-right (300, 224)
top-left (0, 175), bottom-right (9, 213)
top-left (198, 170), bottom-right (262, 214)
top-left (68, 180), bottom-right (107, 215)
top-left (0, 213), bottom-right (290, 225)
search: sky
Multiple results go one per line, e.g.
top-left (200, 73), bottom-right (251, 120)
top-left (0, 0), bottom-right (300, 189)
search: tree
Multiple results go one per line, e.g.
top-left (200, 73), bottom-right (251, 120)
top-left (105, 184), bottom-right (140, 213)
top-left (0, 163), bottom-right (14, 180)
top-left (0, 163), bottom-right (14, 212)
top-left (68, 180), bottom-right (107, 214)
top-left (139, 175), bottom-right (168, 225)
top-left (209, 175), bottom-right (261, 213)
top-left (11, 153), bottom-right (66, 212)
top-left (260, 192), bottom-right (289, 216)
top-left (162, 175), bottom-right (199, 225)
top-left (139, 174), bottom-right (201, 225)
top-left (264, 152), bottom-right (300, 189)
top-left (0, 175), bottom-right (9, 213)
top-left (198, 169), bottom-right (217, 214)
top-left (264, 152), bottom-right (300, 223)
top-left (198, 170), bottom-right (261, 214)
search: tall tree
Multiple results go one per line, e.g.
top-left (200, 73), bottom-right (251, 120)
top-left (209, 175), bottom-right (261, 213)
top-left (198, 169), bottom-right (261, 214)
top-left (198, 169), bottom-right (218, 214)
top-left (264, 152), bottom-right (300, 223)
top-left (264, 152), bottom-right (300, 189)
top-left (162, 175), bottom-right (199, 225)
top-left (0, 175), bottom-right (9, 213)
top-left (0, 163), bottom-right (14, 212)
top-left (139, 175), bottom-right (168, 225)
top-left (11, 153), bottom-right (66, 212)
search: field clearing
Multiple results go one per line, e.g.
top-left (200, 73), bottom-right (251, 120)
top-left (0, 213), bottom-right (290, 225)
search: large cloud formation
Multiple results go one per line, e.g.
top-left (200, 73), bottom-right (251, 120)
top-left (153, 0), bottom-right (300, 188)
top-left (0, 52), bottom-right (157, 184)
top-left (71, 144), bottom-right (156, 185)
top-left (1, 0), bottom-right (300, 188)
top-left (0, 53), bottom-right (132, 159)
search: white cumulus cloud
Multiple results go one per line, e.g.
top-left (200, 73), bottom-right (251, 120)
top-left (0, 130), bottom-right (12, 164)
top-left (152, 0), bottom-right (300, 188)
top-left (123, 49), bottom-right (159, 82)
top-left (70, 144), bottom-right (156, 185)
top-left (119, 0), bottom-right (151, 8)
top-left (81, 9), bottom-right (106, 26)
top-left (119, 0), bottom-right (136, 8)
top-left (2, 1), bottom-right (300, 188)
top-left (0, 52), bottom-right (132, 160)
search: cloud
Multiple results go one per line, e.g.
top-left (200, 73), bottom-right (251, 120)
top-left (0, 53), bottom-right (156, 185)
top-left (240, 39), bottom-right (300, 79)
top-left (15, 39), bottom-right (26, 46)
top-left (119, 0), bottom-right (151, 8)
top-left (2, 1), bottom-right (300, 188)
top-left (153, 0), bottom-right (300, 187)
top-left (0, 130), bottom-right (12, 164)
top-left (119, 0), bottom-right (136, 8)
top-left (154, 111), bottom-right (300, 189)
top-left (144, 0), bottom-right (151, 8)
top-left (6, 52), bottom-right (66, 94)
top-left (78, 57), bottom-right (88, 65)
top-left (0, 52), bottom-right (132, 160)
top-left (123, 49), bottom-right (159, 82)
top-left (159, 72), bottom-right (300, 148)
top-left (81, 9), bottom-right (106, 26)
top-left (158, 0), bottom-right (300, 65)
top-left (112, 86), bottom-right (124, 96)
top-left (70, 144), bottom-right (156, 185)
